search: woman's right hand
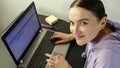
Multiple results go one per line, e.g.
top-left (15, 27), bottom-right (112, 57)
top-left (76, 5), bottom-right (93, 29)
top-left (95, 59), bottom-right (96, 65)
top-left (50, 32), bottom-right (74, 45)
top-left (45, 53), bottom-right (72, 68)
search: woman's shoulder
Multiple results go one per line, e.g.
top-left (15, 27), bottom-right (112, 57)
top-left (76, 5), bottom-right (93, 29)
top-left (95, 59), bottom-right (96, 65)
top-left (93, 32), bottom-right (120, 55)
top-left (107, 19), bottom-right (120, 31)
top-left (96, 32), bottom-right (120, 47)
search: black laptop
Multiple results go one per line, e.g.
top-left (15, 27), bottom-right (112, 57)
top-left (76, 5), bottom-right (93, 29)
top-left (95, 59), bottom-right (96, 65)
top-left (1, 2), bottom-right (70, 68)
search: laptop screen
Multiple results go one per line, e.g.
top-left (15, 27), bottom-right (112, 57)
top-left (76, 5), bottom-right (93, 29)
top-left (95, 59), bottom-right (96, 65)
top-left (1, 2), bottom-right (41, 65)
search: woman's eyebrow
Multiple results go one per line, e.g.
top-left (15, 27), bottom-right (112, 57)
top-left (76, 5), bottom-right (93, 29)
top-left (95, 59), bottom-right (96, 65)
top-left (68, 18), bottom-right (89, 23)
top-left (77, 18), bottom-right (89, 22)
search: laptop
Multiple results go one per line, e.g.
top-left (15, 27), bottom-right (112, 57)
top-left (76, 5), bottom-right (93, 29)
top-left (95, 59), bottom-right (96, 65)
top-left (1, 2), bottom-right (70, 68)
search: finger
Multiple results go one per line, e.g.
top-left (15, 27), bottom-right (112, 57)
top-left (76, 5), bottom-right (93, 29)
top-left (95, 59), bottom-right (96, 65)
top-left (45, 53), bottom-right (56, 61)
top-left (55, 40), bottom-right (67, 44)
top-left (54, 32), bottom-right (60, 35)
top-left (56, 55), bottom-right (63, 58)
top-left (45, 53), bottom-right (53, 58)
top-left (50, 34), bottom-right (61, 39)
top-left (51, 32), bottom-right (62, 38)
top-left (51, 32), bottom-right (60, 37)
top-left (46, 59), bottom-right (55, 67)
top-left (46, 59), bottom-right (54, 63)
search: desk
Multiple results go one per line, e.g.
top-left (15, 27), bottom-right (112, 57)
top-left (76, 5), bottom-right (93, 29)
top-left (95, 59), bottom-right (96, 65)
top-left (38, 14), bottom-right (70, 33)
top-left (38, 14), bottom-right (86, 68)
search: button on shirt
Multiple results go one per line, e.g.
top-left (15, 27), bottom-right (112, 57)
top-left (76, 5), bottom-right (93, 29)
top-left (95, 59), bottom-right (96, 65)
top-left (84, 20), bottom-right (120, 68)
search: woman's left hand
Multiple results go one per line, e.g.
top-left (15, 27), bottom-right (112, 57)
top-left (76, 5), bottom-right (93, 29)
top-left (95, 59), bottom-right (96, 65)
top-left (45, 53), bottom-right (71, 68)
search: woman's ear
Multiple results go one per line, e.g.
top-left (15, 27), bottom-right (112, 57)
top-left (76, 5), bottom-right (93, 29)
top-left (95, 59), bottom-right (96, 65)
top-left (99, 16), bottom-right (107, 29)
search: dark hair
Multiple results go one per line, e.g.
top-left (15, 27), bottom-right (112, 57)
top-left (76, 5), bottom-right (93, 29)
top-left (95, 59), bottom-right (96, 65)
top-left (70, 0), bottom-right (107, 20)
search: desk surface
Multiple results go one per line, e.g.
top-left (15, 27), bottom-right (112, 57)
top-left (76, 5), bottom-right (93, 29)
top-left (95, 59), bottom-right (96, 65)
top-left (38, 15), bottom-right (70, 33)
top-left (38, 14), bottom-right (86, 68)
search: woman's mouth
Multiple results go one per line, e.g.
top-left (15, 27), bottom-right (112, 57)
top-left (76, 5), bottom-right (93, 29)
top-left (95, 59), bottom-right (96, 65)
top-left (75, 35), bottom-right (85, 39)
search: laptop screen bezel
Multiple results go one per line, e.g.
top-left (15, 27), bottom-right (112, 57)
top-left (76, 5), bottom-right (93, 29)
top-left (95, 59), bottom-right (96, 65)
top-left (1, 2), bottom-right (41, 65)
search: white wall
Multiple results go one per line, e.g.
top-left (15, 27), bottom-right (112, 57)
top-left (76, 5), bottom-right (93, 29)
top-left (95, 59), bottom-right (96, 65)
top-left (35, 0), bottom-right (73, 21)
top-left (102, 0), bottom-right (120, 23)
top-left (0, 0), bottom-right (33, 34)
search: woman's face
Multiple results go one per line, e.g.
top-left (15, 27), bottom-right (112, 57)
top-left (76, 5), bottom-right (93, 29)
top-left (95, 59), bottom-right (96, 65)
top-left (69, 7), bottom-right (106, 45)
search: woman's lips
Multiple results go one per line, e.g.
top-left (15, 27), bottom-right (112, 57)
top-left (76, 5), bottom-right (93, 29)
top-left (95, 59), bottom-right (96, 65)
top-left (75, 35), bottom-right (85, 39)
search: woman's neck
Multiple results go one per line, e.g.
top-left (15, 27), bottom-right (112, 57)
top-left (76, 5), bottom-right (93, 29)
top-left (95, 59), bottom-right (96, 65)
top-left (92, 26), bottom-right (115, 42)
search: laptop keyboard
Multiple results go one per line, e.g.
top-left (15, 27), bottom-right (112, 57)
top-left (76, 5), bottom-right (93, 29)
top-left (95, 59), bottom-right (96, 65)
top-left (27, 31), bottom-right (54, 68)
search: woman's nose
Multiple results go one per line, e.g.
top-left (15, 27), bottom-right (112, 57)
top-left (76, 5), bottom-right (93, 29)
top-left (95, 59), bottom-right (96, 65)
top-left (73, 25), bottom-right (81, 34)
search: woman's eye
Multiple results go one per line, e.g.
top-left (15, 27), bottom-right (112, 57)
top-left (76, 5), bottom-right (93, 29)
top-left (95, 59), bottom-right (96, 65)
top-left (81, 22), bottom-right (88, 25)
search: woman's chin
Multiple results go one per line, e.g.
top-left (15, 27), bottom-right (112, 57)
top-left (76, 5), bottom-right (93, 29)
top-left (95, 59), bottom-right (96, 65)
top-left (76, 41), bottom-right (87, 46)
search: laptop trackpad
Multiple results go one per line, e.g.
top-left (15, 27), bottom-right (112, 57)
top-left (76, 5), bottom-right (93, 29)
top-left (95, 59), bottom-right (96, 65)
top-left (52, 52), bottom-right (63, 56)
top-left (52, 43), bottom-right (70, 58)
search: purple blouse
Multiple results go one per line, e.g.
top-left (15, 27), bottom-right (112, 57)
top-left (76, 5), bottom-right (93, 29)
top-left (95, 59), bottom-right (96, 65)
top-left (84, 20), bottom-right (120, 68)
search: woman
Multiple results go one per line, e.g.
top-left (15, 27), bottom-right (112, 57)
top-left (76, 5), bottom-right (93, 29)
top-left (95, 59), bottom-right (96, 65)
top-left (45, 0), bottom-right (120, 68)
